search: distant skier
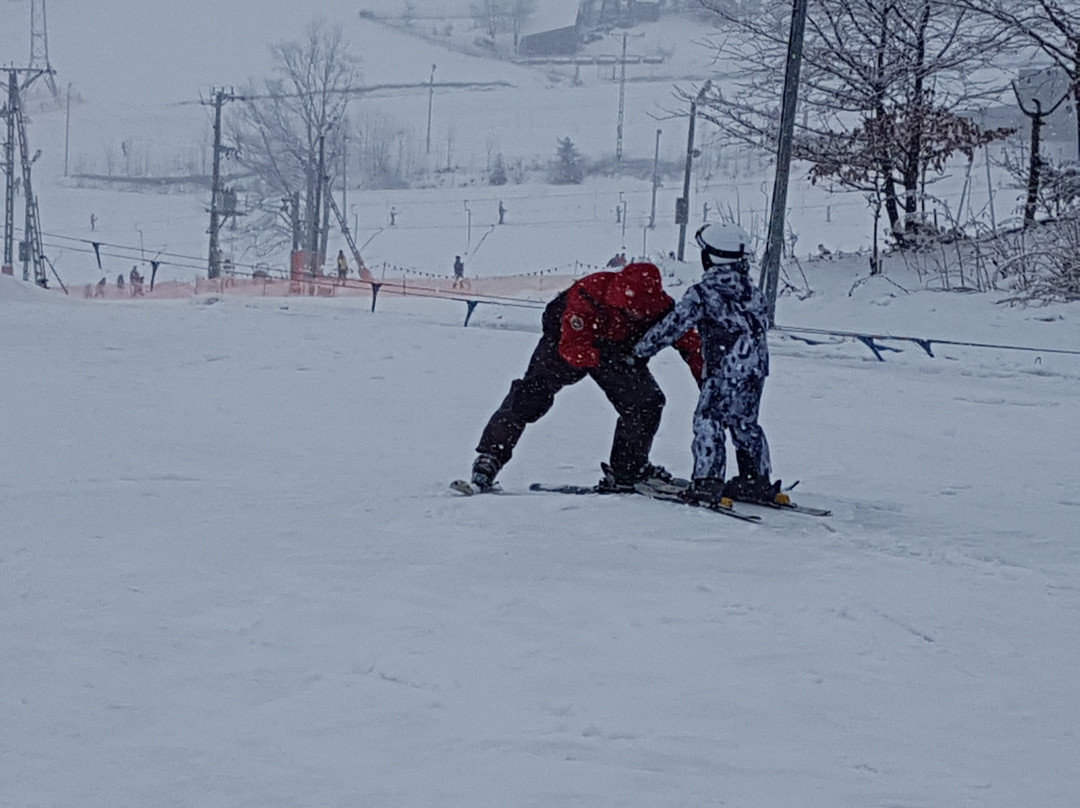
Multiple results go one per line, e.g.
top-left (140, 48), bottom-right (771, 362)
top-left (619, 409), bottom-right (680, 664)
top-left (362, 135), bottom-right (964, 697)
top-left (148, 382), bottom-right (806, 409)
top-left (498, 200), bottom-right (507, 225)
top-left (633, 222), bottom-right (780, 506)
top-left (336, 250), bottom-right (349, 283)
top-left (452, 255), bottom-right (466, 289)
top-left (129, 266), bottom-right (144, 296)
top-left (468, 261), bottom-right (703, 493)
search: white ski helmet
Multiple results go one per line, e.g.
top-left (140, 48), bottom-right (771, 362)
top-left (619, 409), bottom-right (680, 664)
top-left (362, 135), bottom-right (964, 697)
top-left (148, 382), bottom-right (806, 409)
top-left (695, 222), bottom-right (751, 269)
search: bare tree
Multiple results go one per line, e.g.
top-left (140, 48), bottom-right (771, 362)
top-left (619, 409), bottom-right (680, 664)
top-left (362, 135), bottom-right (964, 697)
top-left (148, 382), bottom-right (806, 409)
top-left (471, 0), bottom-right (506, 41)
top-left (508, 0), bottom-right (539, 48)
top-left (697, 0), bottom-right (1013, 246)
top-left (951, 0), bottom-right (1080, 161)
top-left (352, 110), bottom-right (419, 189)
top-left (230, 20), bottom-right (361, 262)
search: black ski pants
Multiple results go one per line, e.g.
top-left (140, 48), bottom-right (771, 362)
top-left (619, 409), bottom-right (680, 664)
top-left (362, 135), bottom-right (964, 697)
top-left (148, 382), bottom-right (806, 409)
top-left (476, 301), bottom-right (665, 482)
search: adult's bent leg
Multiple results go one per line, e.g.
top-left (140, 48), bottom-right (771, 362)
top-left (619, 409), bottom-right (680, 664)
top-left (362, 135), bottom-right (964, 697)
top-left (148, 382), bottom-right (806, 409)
top-left (475, 336), bottom-right (583, 469)
top-left (591, 357), bottom-right (665, 482)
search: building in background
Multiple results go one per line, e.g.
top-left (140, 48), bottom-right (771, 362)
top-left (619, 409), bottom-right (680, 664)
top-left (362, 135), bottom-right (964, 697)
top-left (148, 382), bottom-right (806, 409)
top-left (518, 0), bottom-right (584, 57)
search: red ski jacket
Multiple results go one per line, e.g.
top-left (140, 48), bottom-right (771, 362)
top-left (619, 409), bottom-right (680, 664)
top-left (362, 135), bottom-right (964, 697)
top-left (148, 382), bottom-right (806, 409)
top-left (558, 263), bottom-right (703, 383)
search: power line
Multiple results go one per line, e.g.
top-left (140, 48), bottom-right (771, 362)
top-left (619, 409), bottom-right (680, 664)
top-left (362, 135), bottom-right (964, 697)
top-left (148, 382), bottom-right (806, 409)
top-left (173, 80), bottom-right (512, 108)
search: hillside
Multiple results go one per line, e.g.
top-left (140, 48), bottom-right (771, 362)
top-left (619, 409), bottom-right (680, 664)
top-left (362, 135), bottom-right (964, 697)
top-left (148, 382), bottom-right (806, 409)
top-left (3, 263), bottom-right (1080, 805)
top-left (1, 1), bottom-right (1069, 289)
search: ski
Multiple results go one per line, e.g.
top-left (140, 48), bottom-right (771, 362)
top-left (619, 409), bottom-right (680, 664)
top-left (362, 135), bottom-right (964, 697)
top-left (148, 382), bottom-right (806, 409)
top-left (528, 483), bottom-right (612, 495)
top-left (473, 479), bottom-right (826, 518)
top-left (633, 476), bottom-right (832, 517)
top-left (528, 481), bottom-right (760, 522)
top-left (450, 479), bottom-right (503, 496)
top-left (527, 481), bottom-right (687, 497)
top-left (450, 479), bottom-right (476, 495)
top-left (739, 498), bottom-right (832, 517)
top-left (631, 482), bottom-right (762, 522)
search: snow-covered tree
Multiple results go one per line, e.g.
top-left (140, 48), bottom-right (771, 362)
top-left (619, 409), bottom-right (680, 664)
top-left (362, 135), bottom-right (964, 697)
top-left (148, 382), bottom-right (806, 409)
top-left (698, 0), bottom-right (1012, 247)
top-left (508, 0), bottom-right (539, 47)
top-left (551, 137), bottom-right (585, 184)
top-left (471, 0), bottom-right (506, 40)
top-left (952, 0), bottom-right (1080, 161)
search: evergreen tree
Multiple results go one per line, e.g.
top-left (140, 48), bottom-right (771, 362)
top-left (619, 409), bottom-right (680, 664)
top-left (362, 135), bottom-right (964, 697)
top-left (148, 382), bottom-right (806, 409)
top-left (490, 153), bottom-right (508, 186)
top-left (551, 137), bottom-right (584, 185)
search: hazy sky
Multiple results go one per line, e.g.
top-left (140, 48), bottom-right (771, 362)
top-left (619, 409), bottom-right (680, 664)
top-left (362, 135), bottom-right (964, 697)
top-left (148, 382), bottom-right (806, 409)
top-left (1, 1), bottom-right (447, 105)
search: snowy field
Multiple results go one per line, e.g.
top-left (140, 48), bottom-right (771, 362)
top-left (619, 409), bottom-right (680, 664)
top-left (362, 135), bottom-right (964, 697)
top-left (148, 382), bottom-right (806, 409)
top-left (3, 264), bottom-right (1080, 806)
top-left (2, 1), bottom-right (1080, 805)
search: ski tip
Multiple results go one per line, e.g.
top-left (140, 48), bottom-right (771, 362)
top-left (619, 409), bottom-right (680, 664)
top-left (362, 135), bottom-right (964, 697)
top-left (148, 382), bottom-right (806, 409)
top-left (449, 479), bottom-right (475, 496)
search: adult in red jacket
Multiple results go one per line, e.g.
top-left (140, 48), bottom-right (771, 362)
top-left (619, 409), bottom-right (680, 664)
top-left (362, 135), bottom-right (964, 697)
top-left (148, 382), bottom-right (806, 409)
top-left (470, 262), bottom-right (703, 491)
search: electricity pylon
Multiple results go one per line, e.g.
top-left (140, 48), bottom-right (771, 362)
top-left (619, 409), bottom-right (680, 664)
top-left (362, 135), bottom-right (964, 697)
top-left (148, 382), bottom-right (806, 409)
top-left (2, 68), bottom-right (50, 285)
top-left (29, 0), bottom-right (60, 99)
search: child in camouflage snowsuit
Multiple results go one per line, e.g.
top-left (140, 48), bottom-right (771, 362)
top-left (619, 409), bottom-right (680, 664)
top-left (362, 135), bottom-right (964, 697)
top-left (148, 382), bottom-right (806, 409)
top-left (633, 223), bottom-right (779, 504)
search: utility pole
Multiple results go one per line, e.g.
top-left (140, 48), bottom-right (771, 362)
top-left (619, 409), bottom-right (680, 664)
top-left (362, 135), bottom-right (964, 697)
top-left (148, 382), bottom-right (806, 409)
top-left (759, 0), bottom-right (809, 324)
top-left (622, 198), bottom-right (628, 243)
top-left (426, 64), bottom-right (436, 155)
top-left (311, 131), bottom-right (326, 273)
top-left (341, 134), bottom-right (347, 223)
top-left (649, 128), bottom-right (661, 228)
top-left (3, 72), bottom-right (17, 276)
top-left (616, 33), bottom-right (627, 165)
top-left (289, 191), bottom-right (301, 252)
top-left (63, 82), bottom-right (70, 177)
top-left (207, 89), bottom-right (226, 279)
top-left (677, 81), bottom-right (710, 261)
top-left (464, 200), bottom-right (472, 253)
top-left (205, 87), bottom-right (247, 279)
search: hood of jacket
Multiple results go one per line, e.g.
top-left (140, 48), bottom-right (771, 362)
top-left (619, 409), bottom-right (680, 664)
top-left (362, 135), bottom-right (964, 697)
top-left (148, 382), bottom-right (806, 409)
top-left (601, 262), bottom-right (672, 320)
top-left (702, 263), bottom-right (754, 301)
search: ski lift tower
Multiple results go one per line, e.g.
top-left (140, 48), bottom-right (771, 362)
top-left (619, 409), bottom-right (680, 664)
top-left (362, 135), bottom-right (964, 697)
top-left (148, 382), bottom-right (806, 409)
top-left (2, 66), bottom-right (53, 285)
top-left (29, 0), bottom-right (60, 99)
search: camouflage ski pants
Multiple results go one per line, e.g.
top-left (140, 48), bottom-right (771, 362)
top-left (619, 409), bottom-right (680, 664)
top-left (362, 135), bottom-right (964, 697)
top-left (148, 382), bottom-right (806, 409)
top-left (691, 374), bottom-right (771, 482)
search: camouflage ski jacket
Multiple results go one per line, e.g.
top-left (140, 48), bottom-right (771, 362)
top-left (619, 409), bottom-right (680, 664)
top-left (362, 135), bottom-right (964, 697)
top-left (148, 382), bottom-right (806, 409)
top-left (633, 264), bottom-right (769, 383)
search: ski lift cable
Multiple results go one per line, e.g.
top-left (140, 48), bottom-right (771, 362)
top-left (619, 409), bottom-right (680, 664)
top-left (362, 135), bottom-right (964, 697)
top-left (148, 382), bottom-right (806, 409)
top-left (774, 324), bottom-right (1080, 357)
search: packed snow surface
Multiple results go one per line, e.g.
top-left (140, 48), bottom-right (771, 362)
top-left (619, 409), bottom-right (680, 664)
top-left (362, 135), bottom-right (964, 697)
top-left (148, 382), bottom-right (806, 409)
top-left (2, 267), bottom-right (1079, 806)
top-left (2, 1), bottom-right (1079, 804)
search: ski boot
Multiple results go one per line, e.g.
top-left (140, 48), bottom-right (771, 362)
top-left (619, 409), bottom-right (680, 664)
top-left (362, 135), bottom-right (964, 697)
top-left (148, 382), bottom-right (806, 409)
top-left (637, 462), bottom-right (682, 488)
top-left (598, 462), bottom-right (680, 494)
top-left (722, 473), bottom-right (786, 505)
top-left (597, 464), bottom-right (636, 493)
top-left (470, 453), bottom-right (502, 493)
top-left (682, 477), bottom-right (735, 508)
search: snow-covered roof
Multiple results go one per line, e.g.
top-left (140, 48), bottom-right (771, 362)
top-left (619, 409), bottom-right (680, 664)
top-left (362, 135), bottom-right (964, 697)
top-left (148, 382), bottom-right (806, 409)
top-left (520, 0), bottom-right (581, 36)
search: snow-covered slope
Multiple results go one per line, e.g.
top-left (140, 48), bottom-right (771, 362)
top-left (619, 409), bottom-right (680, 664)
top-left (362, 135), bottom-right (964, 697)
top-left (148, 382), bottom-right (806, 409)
top-left (2, 5), bottom-right (1079, 801)
top-left (2, 267), bottom-right (1079, 806)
